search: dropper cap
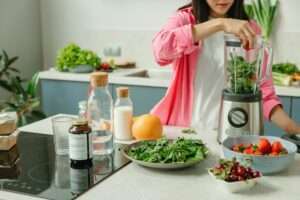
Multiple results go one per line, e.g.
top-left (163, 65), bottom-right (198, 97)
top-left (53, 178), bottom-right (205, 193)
top-left (90, 72), bottom-right (108, 87)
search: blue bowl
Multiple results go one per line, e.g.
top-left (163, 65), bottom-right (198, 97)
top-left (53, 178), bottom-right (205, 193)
top-left (222, 136), bottom-right (297, 174)
top-left (68, 65), bottom-right (94, 73)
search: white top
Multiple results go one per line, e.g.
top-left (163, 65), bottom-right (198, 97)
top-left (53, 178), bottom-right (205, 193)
top-left (191, 31), bottom-right (225, 130)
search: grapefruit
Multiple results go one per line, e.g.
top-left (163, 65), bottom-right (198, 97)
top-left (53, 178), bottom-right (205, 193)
top-left (132, 114), bottom-right (163, 140)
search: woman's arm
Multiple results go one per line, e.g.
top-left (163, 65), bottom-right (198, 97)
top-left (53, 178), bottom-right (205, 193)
top-left (153, 11), bottom-right (256, 66)
top-left (192, 18), bottom-right (256, 48)
top-left (270, 105), bottom-right (300, 134)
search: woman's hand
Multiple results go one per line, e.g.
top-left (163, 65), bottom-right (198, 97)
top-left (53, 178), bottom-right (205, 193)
top-left (221, 18), bottom-right (256, 49)
top-left (270, 105), bottom-right (300, 135)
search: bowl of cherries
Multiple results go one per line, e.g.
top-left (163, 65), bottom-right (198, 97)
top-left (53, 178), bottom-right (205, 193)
top-left (222, 136), bottom-right (297, 174)
top-left (209, 158), bottom-right (261, 193)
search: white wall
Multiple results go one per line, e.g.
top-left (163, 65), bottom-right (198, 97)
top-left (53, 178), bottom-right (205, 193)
top-left (0, 0), bottom-right (42, 99)
top-left (41, 0), bottom-right (188, 69)
top-left (272, 0), bottom-right (300, 63)
top-left (41, 0), bottom-right (300, 69)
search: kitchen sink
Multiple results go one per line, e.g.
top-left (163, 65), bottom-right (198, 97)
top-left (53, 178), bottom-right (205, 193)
top-left (125, 69), bottom-right (172, 80)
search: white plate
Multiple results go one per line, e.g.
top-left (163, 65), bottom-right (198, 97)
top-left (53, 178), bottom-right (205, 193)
top-left (122, 140), bottom-right (207, 169)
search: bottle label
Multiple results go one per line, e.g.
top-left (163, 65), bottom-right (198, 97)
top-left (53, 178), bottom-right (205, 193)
top-left (69, 134), bottom-right (93, 160)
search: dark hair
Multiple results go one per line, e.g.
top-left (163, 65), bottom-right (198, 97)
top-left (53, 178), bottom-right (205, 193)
top-left (179, 0), bottom-right (248, 23)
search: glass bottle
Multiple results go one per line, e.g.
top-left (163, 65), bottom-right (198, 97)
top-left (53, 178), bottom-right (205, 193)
top-left (114, 87), bottom-right (133, 141)
top-left (87, 72), bottom-right (114, 155)
top-left (69, 119), bottom-right (93, 168)
top-left (78, 101), bottom-right (87, 120)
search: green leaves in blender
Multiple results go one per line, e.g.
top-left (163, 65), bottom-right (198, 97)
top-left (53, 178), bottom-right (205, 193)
top-left (227, 54), bottom-right (257, 94)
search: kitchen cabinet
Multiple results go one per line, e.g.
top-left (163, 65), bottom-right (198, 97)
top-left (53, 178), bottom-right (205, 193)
top-left (264, 96), bottom-right (291, 137)
top-left (41, 79), bottom-right (113, 116)
top-left (40, 79), bottom-right (166, 117)
top-left (111, 84), bottom-right (166, 116)
top-left (291, 97), bottom-right (300, 124)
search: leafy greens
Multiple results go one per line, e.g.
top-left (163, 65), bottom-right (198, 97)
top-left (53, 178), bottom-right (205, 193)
top-left (227, 55), bottom-right (257, 94)
top-left (244, 0), bottom-right (279, 42)
top-left (272, 63), bottom-right (299, 75)
top-left (56, 43), bottom-right (101, 72)
top-left (127, 138), bottom-right (208, 163)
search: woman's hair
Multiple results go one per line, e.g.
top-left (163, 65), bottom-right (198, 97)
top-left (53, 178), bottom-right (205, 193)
top-left (179, 0), bottom-right (249, 23)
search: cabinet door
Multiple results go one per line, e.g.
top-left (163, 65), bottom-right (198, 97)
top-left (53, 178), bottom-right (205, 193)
top-left (291, 97), bottom-right (300, 124)
top-left (111, 84), bottom-right (167, 116)
top-left (41, 79), bottom-right (113, 116)
top-left (264, 96), bottom-right (291, 137)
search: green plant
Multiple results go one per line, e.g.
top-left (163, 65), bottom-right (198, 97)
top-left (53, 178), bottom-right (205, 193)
top-left (244, 0), bottom-right (279, 42)
top-left (227, 55), bottom-right (257, 94)
top-left (56, 43), bottom-right (101, 72)
top-left (0, 49), bottom-right (46, 126)
top-left (272, 63), bottom-right (299, 75)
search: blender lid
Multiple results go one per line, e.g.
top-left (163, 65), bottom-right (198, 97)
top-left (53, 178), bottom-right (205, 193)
top-left (224, 34), bottom-right (241, 47)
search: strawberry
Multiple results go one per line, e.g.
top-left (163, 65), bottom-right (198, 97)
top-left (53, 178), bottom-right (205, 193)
top-left (271, 141), bottom-right (283, 153)
top-left (101, 62), bottom-right (110, 70)
top-left (243, 41), bottom-right (252, 51)
top-left (243, 147), bottom-right (254, 155)
top-left (258, 138), bottom-right (272, 154)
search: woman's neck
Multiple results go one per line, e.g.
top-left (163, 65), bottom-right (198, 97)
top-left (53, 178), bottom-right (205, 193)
top-left (210, 11), bottom-right (226, 18)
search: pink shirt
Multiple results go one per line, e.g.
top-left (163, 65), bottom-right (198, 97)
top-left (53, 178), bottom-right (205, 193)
top-left (151, 7), bottom-right (281, 127)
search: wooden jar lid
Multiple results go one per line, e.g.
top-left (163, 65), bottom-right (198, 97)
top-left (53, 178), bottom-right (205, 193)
top-left (90, 72), bottom-right (108, 87)
top-left (116, 87), bottom-right (129, 98)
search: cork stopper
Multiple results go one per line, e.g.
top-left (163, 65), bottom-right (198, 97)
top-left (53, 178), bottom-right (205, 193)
top-left (90, 72), bottom-right (108, 87)
top-left (72, 119), bottom-right (88, 126)
top-left (116, 87), bottom-right (129, 98)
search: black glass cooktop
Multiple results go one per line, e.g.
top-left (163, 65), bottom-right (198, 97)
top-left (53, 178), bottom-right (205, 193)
top-left (0, 132), bottom-right (130, 200)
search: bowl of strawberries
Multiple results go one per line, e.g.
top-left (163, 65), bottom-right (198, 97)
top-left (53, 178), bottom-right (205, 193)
top-left (222, 136), bottom-right (297, 174)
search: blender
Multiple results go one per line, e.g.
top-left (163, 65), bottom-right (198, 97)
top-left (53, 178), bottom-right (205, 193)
top-left (217, 34), bottom-right (272, 143)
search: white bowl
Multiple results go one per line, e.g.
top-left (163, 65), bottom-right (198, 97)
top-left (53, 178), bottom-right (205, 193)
top-left (208, 170), bottom-right (261, 193)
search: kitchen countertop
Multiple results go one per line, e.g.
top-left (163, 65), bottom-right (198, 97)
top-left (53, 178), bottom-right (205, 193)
top-left (39, 68), bottom-right (170, 88)
top-left (1, 115), bottom-right (298, 200)
top-left (39, 69), bottom-right (300, 97)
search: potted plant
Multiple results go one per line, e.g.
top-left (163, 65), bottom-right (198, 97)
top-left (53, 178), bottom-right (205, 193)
top-left (0, 49), bottom-right (46, 126)
top-left (56, 43), bottom-right (101, 73)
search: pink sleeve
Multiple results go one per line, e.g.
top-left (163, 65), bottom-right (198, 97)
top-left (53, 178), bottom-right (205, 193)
top-left (152, 11), bottom-right (200, 66)
top-left (260, 77), bottom-right (282, 120)
top-left (250, 20), bottom-right (281, 120)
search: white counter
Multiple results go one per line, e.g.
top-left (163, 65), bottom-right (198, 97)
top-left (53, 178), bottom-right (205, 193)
top-left (39, 68), bottom-right (170, 88)
top-left (39, 69), bottom-right (300, 97)
top-left (12, 115), bottom-right (300, 200)
top-left (78, 126), bottom-right (300, 200)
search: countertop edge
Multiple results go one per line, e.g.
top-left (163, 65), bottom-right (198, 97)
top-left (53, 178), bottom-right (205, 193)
top-left (39, 70), bottom-right (300, 96)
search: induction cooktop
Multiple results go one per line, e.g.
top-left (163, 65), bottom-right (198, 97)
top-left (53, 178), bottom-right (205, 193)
top-left (0, 132), bottom-right (130, 200)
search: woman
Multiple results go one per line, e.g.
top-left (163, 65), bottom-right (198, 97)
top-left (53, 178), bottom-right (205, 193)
top-left (151, 0), bottom-right (300, 134)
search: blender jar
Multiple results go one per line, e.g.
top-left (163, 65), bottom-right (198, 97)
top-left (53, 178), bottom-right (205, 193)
top-left (224, 34), bottom-right (265, 94)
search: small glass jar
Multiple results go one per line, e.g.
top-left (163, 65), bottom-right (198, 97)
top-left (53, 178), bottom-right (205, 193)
top-left (113, 87), bottom-right (133, 141)
top-left (69, 119), bottom-right (93, 168)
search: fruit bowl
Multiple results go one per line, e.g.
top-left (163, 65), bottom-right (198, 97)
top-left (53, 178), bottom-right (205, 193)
top-left (222, 136), bottom-right (297, 174)
top-left (208, 159), bottom-right (262, 193)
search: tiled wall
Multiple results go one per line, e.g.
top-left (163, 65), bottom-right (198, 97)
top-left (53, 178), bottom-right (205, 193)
top-left (41, 0), bottom-right (300, 69)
